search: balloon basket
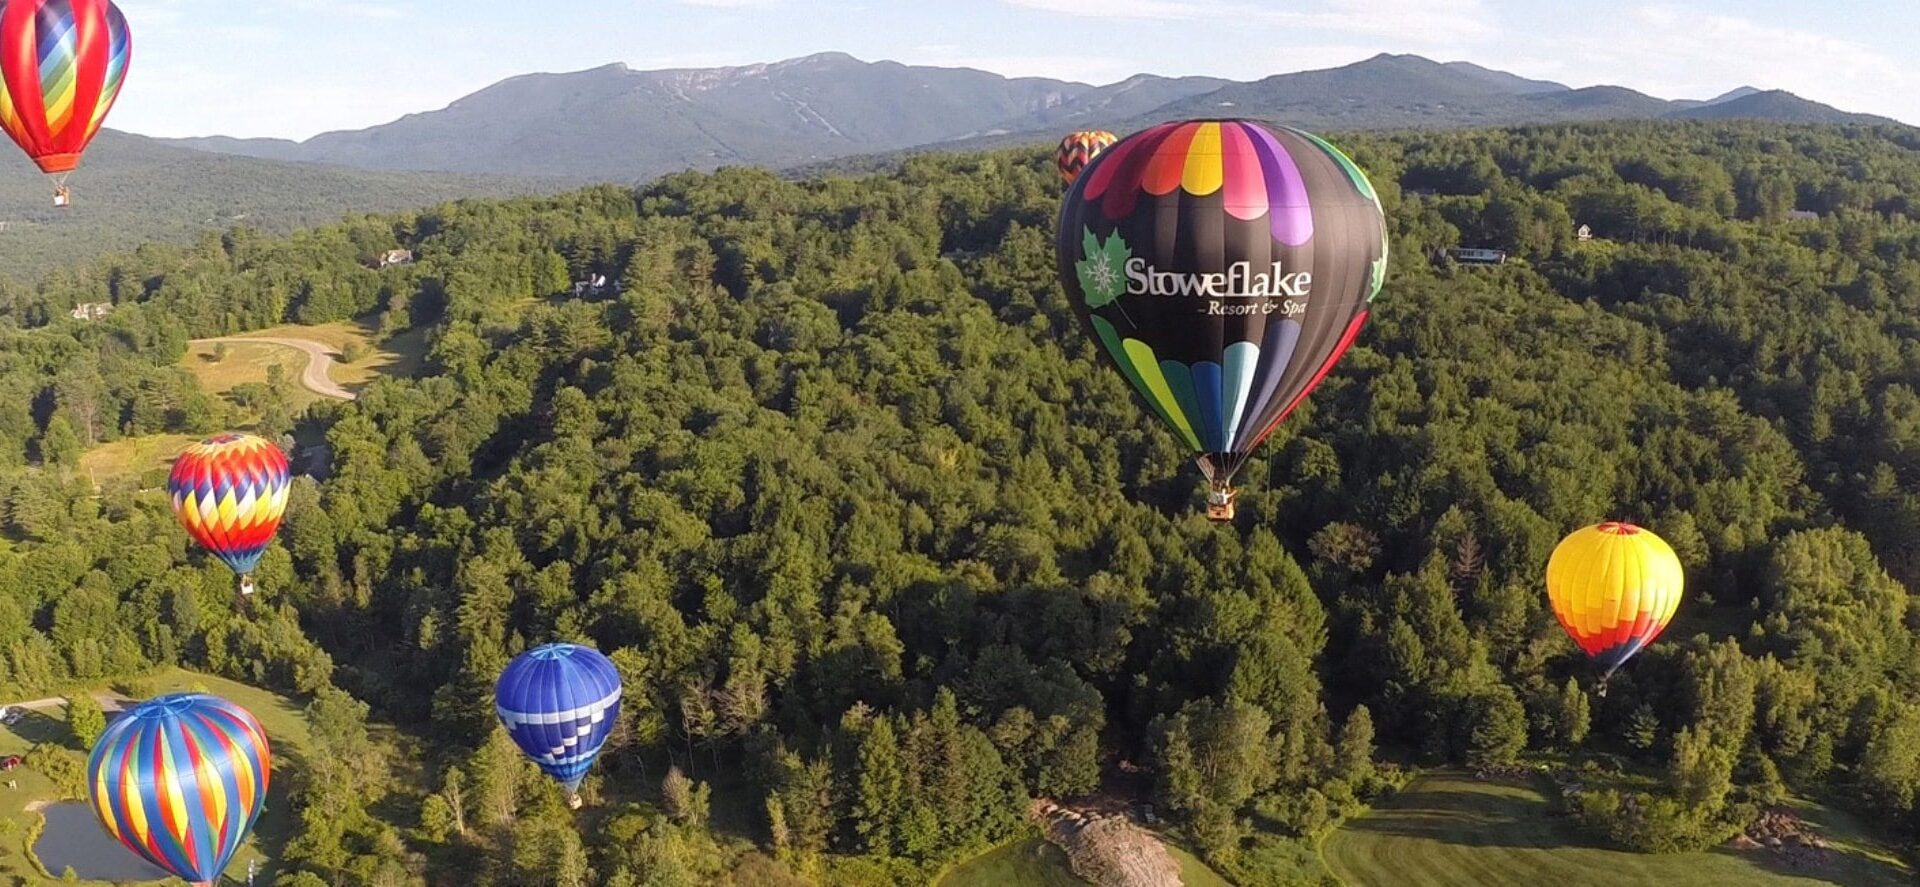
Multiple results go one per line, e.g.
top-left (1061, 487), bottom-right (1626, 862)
top-left (567, 793), bottom-right (583, 810)
top-left (1205, 487), bottom-right (1238, 522)
top-left (239, 575), bottom-right (256, 597)
top-left (51, 187), bottom-right (69, 209)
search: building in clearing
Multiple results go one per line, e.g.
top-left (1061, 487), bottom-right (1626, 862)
top-left (1576, 224), bottom-right (1593, 241)
top-left (377, 249), bottom-right (415, 268)
top-left (1787, 210), bottom-right (1820, 222)
top-left (70, 302), bottom-right (113, 321)
top-left (1442, 247), bottom-right (1507, 266)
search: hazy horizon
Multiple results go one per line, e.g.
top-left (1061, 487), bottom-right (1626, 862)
top-left (124, 0), bottom-right (1919, 140)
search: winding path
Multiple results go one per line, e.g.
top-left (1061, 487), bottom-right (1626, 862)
top-left (191, 336), bottom-right (356, 401)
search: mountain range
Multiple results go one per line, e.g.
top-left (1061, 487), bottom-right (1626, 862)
top-left (0, 51), bottom-right (1899, 279)
top-left (162, 52), bottom-right (1899, 184)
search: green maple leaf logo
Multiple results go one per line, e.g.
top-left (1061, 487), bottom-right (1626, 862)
top-left (1075, 227), bottom-right (1131, 309)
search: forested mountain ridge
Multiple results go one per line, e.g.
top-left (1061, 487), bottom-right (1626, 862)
top-left (161, 52), bottom-right (1895, 183)
top-left (0, 119), bottom-right (1918, 884)
top-left (0, 130), bottom-right (546, 282)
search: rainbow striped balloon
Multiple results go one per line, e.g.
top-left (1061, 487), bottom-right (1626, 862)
top-left (1057, 120), bottom-right (1388, 494)
top-left (168, 433), bottom-right (290, 578)
top-left (86, 693), bottom-right (271, 887)
top-left (0, 0), bottom-right (131, 176)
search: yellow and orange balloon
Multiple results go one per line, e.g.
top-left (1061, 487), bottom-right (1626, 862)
top-left (1056, 130), bottom-right (1117, 184)
top-left (1546, 522), bottom-right (1684, 684)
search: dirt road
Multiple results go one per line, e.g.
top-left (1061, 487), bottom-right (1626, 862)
top-left (192, 336), bottom-right (356, 401)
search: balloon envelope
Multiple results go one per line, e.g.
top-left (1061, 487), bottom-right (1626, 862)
top-left (496, 643), bottom-right (623, 793)
top-left (1056, 130), bottom-right (1117, 184)
top-left (1546, 522), bottom-right (1684, 677)
top-left (0, 0), bottom-right (130, 175)
top-left (168, 433), bottom-right (290, 576)
top-left (1056, 120), bottom-right (1388, 489)
top-left (86, 693), bottom-right (271, 886)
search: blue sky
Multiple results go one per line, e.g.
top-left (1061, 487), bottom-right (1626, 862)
top-left (124, 0), bottom-right (1920, 139)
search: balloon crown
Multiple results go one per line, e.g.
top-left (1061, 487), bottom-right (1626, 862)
top-left (124, 692), bottom-right (210, 718)
top-left (1596, 521), bottom-right (1642, 535)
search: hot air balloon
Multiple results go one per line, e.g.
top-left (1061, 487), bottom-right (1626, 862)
top-left (0, 0), bottom-right (131, 206)
top-left (168, 433), bottom-right (290, 597)
top-left (496, 643), bottom-right (623, 809)
top-left (1057, 119), bottom-right (1388, 520)
top-left (1546, 521), bottom-right (1684, 692)
top-left (86, 693), bottom-right (271, 887)
top-left (1056, 130), bottom-right (1117, 184)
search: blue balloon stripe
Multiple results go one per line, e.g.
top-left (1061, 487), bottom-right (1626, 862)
top-left (1190, 361), bottom-right (1227, 453)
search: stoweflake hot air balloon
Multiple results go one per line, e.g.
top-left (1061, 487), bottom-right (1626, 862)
top-left (0, 0), bottom-right (131, 206)
top-left (1546, 521), bottom-right (1684, 693)
top-left (87, 693), bottom-right (271, 887)
top-left (168, 433), bottom-right (290, 598)
top-left (496, 643), bottom-right (623, 809)
top-left (1057, 119), bottom-right (1388, 520)
top-left (1056, 130), bottom-right (1117, 184)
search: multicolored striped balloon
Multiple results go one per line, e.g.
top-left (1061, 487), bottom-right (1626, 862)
top-left (168, 433), bottom-right (290, 580)
top-left (1057, 120), bottom-right (1388, 505)
top-left (86, 693), bottom-right (271, 887)
top-left (496, 643), bottom-right (622, 804)
top-left (1056, 130), bottom-right (1117, 184)
top-left (0, 0), bottom-right (130, 177)
top-left (1546, 522), bottom-right (1685, 683)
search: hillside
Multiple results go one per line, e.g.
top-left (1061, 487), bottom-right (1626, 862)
top-left (161, 52), bottom-right (1896, 184)
top-left (0, 130), bottom-right (545, 280)
top-left (0, 121), bottom-right (1918, 884)
top-left (167, 53), bottom-right (1201, 181)
top-left (1671, 89), bottom-right (1899, 124)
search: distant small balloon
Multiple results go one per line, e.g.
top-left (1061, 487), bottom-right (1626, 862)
top-left (496, 643), bottom-right (623, 808)
top-left (1546, 521), bottom-right (1685, 683)
top-left (87, 693), bottom-right (271, 887)
top-left (1056, 130), bottom-right (1117, 184)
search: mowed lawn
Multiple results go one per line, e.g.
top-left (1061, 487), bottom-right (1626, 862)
top-left (0, 668), bottom-right (323, 885)
top-left (1322, 771), bottom-right (1915, 887)
top-left (181, 320), bottom-right (429, 407)
top-left (77, 432), bottom-right (201, 488)
top-left (940, 838), bottom-right (1089, 887)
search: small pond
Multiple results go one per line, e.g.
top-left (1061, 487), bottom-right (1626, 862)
top-left (33, 802), bottom-right (172, 882)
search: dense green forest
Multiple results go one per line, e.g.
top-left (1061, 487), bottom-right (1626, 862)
top-left (0, 119), bottom-right (1917, 885)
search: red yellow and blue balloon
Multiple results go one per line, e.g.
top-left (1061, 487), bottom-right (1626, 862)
top-left (168, 433), bottom-right (290, 597)
top-left (1057, 130), bottom-right (1117, 184)
top-left (0, 0), bottom-right (131, 198)
top-left (86, 693), bottom-right (271, 887)
top-left (1546, 521), bottom-right (1684, 687)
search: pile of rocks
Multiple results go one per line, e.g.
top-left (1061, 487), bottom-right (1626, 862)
top-left (1725, 808), bottom-right (1832, 869)
top-left (1032, 800), bottom-right (1182, 887)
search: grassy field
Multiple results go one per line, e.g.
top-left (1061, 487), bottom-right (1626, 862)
top-left (940, 838), bottom-right (1089, 887)
top-left (76, 432), bottom-right (201, 488)
top-left (180, 319), bottom-right (429, 407)
top-left (1322, 771), bottom-right (1915, 887)
top-left (80, 320), bottom-right (432, 487)
top-left (0, 668), bottom-right (320, 885)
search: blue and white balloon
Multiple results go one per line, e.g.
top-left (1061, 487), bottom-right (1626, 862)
top-left (495, 643), bottom-right (622, 806)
